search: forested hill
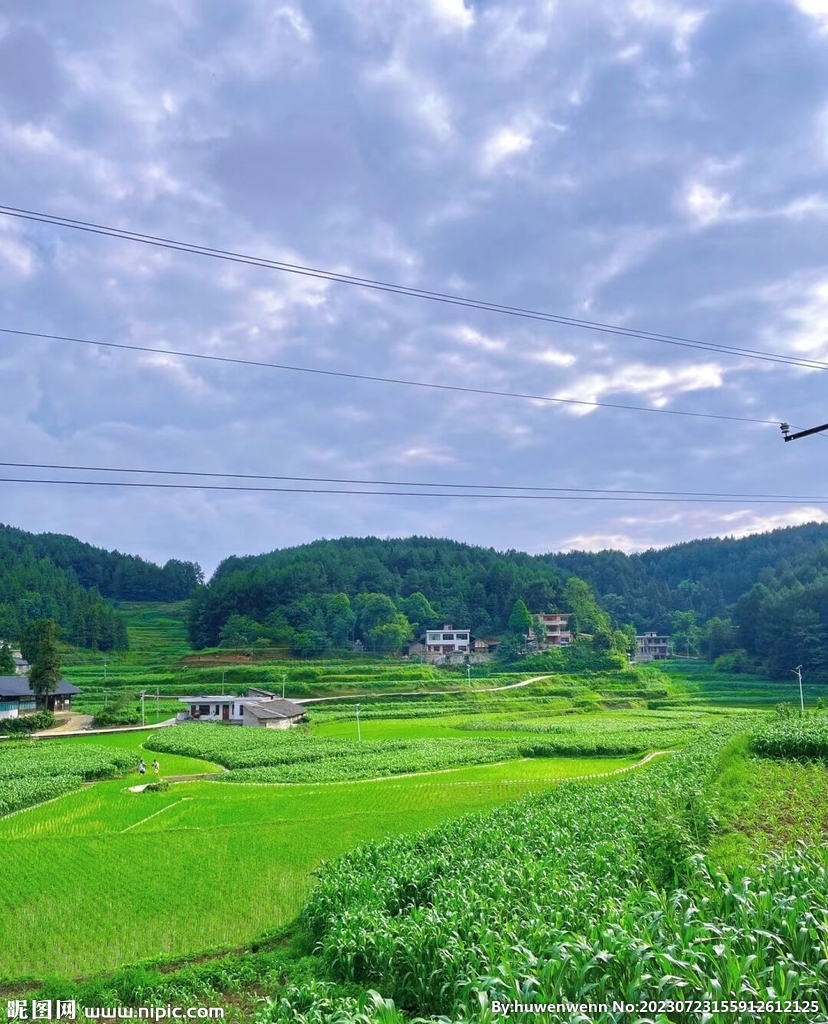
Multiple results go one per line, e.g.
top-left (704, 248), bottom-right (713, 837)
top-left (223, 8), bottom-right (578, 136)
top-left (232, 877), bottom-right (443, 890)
top-left (0, 523), bottom-right (203, 652)
top-left (190, 526), bottom-right (828, 677)
top-left (0, 524), bottom-right (202, 601)
top-left (553, 522), bottom-right (828, 626)
top-left (191, 537), bottom-right (580, 650)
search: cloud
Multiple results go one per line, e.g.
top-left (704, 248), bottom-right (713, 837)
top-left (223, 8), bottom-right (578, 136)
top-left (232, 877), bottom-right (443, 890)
top-left (480, 123), bottom-right (534, 173)
top-left (2, 0), bottom-right (828, 571)
top-left (682, 182), bottom-right (732, 225)
top-left (791, 0), bottom-right (828, 32)
top-left (561, 532), bottom-right (646, 553)
top-left (553, 362), bottom-right (725, 414)
top-left (428, 0), bottom-right (475, 31)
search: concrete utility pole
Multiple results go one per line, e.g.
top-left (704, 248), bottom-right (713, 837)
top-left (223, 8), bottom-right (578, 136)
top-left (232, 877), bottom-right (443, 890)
top-left (221, 670), bottom-right (226, 696)
top-left (792, 665), bottom-right (805, 714)
top-left (140, 689), bottom-right (147, 727)
top-left (281, 673), bottom-right (286, 699)
top-left (355, 703), bottom-right (362, 741)
top-left (467, 664), bottom-right (471, 689)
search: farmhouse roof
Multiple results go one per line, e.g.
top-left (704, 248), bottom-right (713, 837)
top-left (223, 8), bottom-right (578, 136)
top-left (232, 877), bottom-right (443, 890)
top-left (243, 698), bottom-right (306, 720)
top-left (0, 677), bottom-right (81, 698)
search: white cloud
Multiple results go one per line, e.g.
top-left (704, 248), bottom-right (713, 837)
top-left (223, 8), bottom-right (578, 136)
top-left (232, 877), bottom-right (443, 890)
top-left (791, 0), bottom-right (828, 32)
top-left (554, 362), bottom-right (724, 415)
top-left (560, 532), bottom-right (645, 553)
top-left (683, 181), bottom-right (731, 225)
top-left (427, 0), bottom-right (474, 30)
top-left (448, 325), bottom-right (506, 352)
top-left (0, 226), bottom-right (37, 277)
top-left (480, 123), bottom-right (533, 173)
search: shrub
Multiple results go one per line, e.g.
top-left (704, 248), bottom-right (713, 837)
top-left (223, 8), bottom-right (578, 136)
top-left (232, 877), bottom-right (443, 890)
top-left (0, 711), bottom-right (55, 735)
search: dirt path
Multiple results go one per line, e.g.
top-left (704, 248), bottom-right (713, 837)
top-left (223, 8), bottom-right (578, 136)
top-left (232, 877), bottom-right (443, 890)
top-left (301, 674), bottom-right (554, 705)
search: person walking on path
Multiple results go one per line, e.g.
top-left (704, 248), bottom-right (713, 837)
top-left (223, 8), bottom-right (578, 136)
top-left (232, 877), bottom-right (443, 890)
top-left (138, 759), bottom-right (146, 776)
top-left (152, 759), bottom-right (160, 776)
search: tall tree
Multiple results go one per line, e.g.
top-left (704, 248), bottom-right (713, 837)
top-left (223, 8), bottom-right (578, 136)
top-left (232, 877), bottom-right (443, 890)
top-left (0, 641), bottom-right (15, 675)
top-left (507, 599), bottom-right (532, 637)
top-left (28, 620), bottom-right (61, 710)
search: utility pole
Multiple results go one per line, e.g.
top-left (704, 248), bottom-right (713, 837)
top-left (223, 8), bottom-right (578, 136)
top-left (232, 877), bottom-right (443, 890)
top-left (156, 686), bottom-right (159, 722)
top-left (467, 664), bottom-right (471, 689)
top-left (281, 673), bottom-right (286, 699)
top-left (103, 660), bottom-right (108, 709)
top-left (221, 670), bottom-right (226, 696)
top-left (780, 421), bottom-right (828, 442)
top-left (355, 703), bottom-right (362, 741)
top-left (140, 689), bottom-right (146, 727)
top-left (792, 665), bottom-right (805, 714)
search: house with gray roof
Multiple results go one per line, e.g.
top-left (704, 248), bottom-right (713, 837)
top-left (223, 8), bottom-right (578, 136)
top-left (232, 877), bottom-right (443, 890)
top-left (177, 689), bottom-right (306, 728)
top-left (0, 677), bottom-right (81, 719)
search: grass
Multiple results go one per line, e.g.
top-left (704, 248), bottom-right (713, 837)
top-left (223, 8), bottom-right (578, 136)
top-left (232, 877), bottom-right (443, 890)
top-left (0, 753), bottom-right (633, 980)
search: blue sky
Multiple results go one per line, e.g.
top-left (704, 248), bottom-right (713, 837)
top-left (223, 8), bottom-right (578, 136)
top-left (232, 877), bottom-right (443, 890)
top-left (2, 0), bottom-right (828, 574)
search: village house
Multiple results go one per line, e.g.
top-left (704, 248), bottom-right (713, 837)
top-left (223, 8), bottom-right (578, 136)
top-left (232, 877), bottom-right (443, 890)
top-left (536, 613), bottom-right (572, 647)
top-left (177, 688), bottom-right (307, 728)
top-left (635, 632), bottom-right (671, 661)
top-left (424, 625), bottom-right (472, 655)
top-left (0, 676), bottom-right (81, 719)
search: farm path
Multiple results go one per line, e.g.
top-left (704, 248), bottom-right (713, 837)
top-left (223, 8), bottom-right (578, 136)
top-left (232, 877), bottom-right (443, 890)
top-left (301, 673), bottom-right (554, 705)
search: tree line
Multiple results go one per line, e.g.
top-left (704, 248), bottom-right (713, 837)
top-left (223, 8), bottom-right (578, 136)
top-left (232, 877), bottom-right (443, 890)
top-left (0, 524), bottom-right (203, 601)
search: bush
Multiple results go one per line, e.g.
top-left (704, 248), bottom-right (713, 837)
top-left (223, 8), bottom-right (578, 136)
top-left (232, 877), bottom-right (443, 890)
top-left (712, 649), bottom-right (753, 674)
top-left (0, 711), bottom-right (55, 735)
top-left (141, 780), bottom-right (170, 793)
top-left (92, 707), bottom-right (141, 728)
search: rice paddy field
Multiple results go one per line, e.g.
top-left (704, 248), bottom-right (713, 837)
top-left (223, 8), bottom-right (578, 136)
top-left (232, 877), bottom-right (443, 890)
top-left (0, 732), bottom-right (635, 979)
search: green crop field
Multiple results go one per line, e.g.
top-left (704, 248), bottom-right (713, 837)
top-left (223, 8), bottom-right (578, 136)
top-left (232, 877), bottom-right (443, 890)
top-left (303, 722), bottom-right (828, 1020)
top-left (6, 646), bottom-right (827, 1020)
top-left (0, 750), bottom-right (635, 979)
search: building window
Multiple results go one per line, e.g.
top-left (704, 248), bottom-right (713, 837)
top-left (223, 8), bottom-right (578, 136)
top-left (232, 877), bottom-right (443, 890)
top-left (442, 633), bottom-right (454, 641)
top-left (199, 704), bottom-right (210, 715)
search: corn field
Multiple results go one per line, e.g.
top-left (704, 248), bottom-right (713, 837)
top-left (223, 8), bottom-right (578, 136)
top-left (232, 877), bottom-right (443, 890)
top-left (302, 723), bottom-right (828, 1021)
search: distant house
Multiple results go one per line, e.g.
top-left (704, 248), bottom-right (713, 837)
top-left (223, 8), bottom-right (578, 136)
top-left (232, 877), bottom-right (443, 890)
top-left (636, 632), bottom-right (671, 661)
top-left (424, 625), bottom-right (472, 655)
top-left (537, 613), bottom-right (572, 647)
top-left (177, 688), bottom-right (306, 728)
top-left (472, 637), bottom-right (500, 654)
top-left (241, 698), bottom-right (307, 729)
top-left (0, 677), bottom-right (81, 719)
top-left (13, 655), bottom-right (29, 675)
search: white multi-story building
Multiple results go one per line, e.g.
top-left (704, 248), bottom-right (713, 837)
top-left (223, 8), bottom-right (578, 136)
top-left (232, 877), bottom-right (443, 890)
top-left (424, 625), bottom-right (471, 655)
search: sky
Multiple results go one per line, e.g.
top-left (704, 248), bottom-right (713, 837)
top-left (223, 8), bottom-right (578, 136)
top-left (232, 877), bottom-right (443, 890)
top-left (2, 0), bottom-right (828, 577)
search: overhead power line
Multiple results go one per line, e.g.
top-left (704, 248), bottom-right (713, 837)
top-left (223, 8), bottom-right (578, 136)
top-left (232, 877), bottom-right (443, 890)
top-left (2, 473), bottom-right (828, 503)
top-left (0, 327), bottom-right (781, 427)
top-left (3, 460), bottom-right (828, 501)
top-left (0, 203), bottom-right (826, 372)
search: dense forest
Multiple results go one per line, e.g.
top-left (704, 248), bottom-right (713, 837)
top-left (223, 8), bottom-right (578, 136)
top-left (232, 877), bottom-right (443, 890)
top-left (188, 537), bottom-right (596, 653)
top-left (0, 545), bottom-right (127, 651)
top-left (0, 524), bottom-right (202, 601)
top-left (0, 524), bottom-right (203, 651)
top-left (187, 527), bottom-right (828, 679)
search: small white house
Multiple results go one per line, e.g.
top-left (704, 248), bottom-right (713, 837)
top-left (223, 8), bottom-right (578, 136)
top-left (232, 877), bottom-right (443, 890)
top-left (177, 689), bottom-right (306, 728)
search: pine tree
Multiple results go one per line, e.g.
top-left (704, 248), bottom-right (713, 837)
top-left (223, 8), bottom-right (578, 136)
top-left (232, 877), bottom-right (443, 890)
top-left (0, 642), bottom-right (15, 675)
top-left (28, 620), bottom-right (62, 710)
